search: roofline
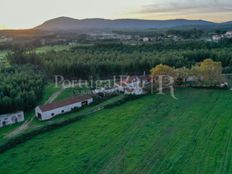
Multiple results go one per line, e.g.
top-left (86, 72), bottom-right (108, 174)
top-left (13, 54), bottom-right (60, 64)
top-left (38, 95), bottom-right (93, 112)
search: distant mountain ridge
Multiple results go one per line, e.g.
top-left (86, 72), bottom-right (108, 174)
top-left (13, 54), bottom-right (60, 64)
top-left (34, 17), bottom-right (232, 32)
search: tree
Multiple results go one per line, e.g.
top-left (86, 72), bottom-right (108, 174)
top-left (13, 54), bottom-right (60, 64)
top-left (198, 59), bottom-right (224, 85)
top-left (150, 64), bottom-right (176, 77)
top-left (175, 67), bottom-right (191, 85)
top-left (175, 67), bottom-right (190, 79)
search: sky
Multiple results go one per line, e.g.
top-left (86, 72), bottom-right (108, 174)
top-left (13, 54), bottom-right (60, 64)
top-left (0, 0), bottom-right (232, 29)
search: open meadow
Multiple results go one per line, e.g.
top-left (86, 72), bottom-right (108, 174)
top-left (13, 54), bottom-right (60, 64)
top-left (0, 89), bottom-right (232, 174)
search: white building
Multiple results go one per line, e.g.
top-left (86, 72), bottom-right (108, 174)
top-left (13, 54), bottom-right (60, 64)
top-left (142, 37), bottom-right (150, 42)
top-left (93, 87), bottom-right (118, 95)
top-left (212, 35), bottom-right (223, 41)
top-left (124, 86), bottom-right (143, 95)
top-left (119, 76), bottom-right (149, 95)
top-left (93, 75), bottom-right (151, 96)
top-left (0, 111), bottom-right (24, 128)
top-left (35, 95), bottom-right (93, 121)
top-left (225, 31), bottom-right (232, 38)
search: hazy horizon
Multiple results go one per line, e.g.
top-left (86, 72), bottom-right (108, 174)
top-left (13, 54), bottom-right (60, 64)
top-left (1, 0), bottom-right (232, 29)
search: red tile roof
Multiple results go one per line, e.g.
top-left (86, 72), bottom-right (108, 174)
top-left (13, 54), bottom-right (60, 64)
top-left (38, 95), bottom-right (93, 112)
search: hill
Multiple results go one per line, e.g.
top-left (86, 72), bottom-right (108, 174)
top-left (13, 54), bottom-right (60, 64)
top-left (0, 89), bottom-right (232, 174)
top-left (34, 17), bottom-right (219, 32)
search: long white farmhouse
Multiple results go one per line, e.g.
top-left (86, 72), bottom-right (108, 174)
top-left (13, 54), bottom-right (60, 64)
top-left (0, 111), bottom-right (24, 128)
top-left (35, 95), bottom-right (93, 121)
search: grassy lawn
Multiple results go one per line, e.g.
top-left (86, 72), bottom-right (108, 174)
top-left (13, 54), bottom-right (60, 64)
top-left (54, 87), bottom-right (91, 102)
top-left (0, 89), bottom-right (232, 174)
top-left (39, 83), bottom-right (61, 104)
top-left (2, 44), bottom-right (70, 58)
top-left (35, 45), bottom-right (71, 53)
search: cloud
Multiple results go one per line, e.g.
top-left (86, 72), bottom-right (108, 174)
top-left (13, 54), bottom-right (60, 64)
top-left (135, 0), bottom-right (232, 14)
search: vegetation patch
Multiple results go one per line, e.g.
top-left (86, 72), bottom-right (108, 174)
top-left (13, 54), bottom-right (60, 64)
top-left (0, 65), bottom-right (45, 114)
top-left (0, 89), bottom-right (232, 174)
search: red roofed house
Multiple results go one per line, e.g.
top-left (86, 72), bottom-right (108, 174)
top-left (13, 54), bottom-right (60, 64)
top-left (35, 95), bottom-right (93, 120)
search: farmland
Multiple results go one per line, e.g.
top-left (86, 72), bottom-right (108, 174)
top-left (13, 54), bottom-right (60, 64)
top-left (35, 45), bottom-right (71, 53)
top-left (0, 89), bottom-right (232, 174)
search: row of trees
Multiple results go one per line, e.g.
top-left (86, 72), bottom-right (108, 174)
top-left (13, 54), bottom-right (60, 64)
top-left (150, 59), bottom-right (225, 86)
top-left (0, 65), bottom-right (45, 114)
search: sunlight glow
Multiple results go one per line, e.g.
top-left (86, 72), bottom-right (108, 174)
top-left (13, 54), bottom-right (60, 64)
top-left (0, 0), bottom-right (231, 29)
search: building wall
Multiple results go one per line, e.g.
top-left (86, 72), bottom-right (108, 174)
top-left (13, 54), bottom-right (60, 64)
top-left (87, 98), bottom-right (93, 104)
top-left (124, 81), bottom-right (144, 95)
top-left (35, 107), bottom-right (43, 119)
top-left (0, 111), bottom-right (24, 128)
top-left (125, 87), bottom-right (143, 95)
top-left (36, 98), bottom-right (93, 121)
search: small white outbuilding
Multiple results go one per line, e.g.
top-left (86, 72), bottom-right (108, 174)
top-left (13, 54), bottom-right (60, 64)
top-left (120, 76), bottom-right (145, 95)
top-left (0, 111), bottom-right (24, 128)
top-left (35, 95), bottom-right (93, 121)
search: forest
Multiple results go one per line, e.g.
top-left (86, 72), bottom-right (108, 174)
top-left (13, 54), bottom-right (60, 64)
top-left (0, 65), bottom-right (44, 114)
top-left (7, 39), bottom-right (232, 79)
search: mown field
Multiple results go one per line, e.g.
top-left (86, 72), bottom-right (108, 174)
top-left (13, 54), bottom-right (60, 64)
top-left (35, 45), bottom-right (71, 53)
top-left (0, 89), bottom-right (232, 174)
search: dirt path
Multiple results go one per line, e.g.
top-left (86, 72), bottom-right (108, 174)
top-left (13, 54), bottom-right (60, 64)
top-left (5, 88), bottom-right (64, 139)
top-left (44, 87), bottom-right (64, 104)
top-left (5, 117), bottom-right (34, 138)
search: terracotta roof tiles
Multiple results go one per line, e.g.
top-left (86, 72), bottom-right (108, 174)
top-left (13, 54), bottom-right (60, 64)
top-left (38, 95), bottom-right (92, 112)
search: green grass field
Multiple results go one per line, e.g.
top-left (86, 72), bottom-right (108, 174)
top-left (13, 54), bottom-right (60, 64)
top-left (54, 87), bottom-right (91, 102)
top-left (0, 89), bottom-right (232, 174)
top-left (35, 45), bottom-right (71, 53)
